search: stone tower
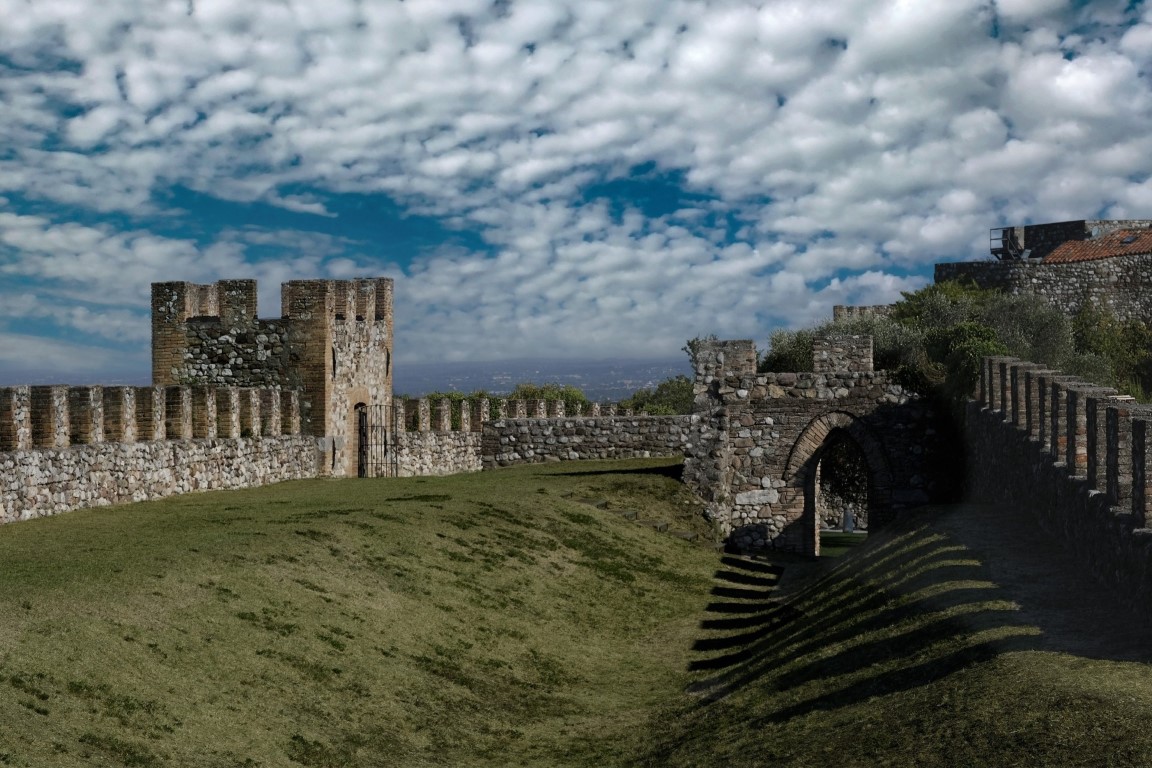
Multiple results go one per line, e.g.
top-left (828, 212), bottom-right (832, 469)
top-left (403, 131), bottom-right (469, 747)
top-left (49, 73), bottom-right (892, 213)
top-left (151, 277), bottom-right (393, 476)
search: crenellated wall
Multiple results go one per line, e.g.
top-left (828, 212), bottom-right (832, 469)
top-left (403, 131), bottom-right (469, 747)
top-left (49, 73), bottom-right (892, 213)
top-left (357, 397), bottom-right (683, 477)
top-left (152, 277), bottom-right (393, 477)
top-left (964, 356), bottom-right (1152, 607)
top-left (0, 384), bottom-right (318, 522)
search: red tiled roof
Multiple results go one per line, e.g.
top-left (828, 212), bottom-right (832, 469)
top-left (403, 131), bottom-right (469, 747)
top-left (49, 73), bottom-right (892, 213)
top-left (1044, 229), bottom-right (1152, 263)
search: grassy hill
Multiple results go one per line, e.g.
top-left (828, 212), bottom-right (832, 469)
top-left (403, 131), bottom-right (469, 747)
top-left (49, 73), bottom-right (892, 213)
top-left (645, 503), bottom-right (1152, 768)
top-left (0, 458), bottom-right (717, 767)
top-left (3, 457), bottom-right (1152, 767)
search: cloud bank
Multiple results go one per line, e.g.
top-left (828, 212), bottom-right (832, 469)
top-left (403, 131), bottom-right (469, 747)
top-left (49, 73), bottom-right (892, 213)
top-left (1, 0), bottom-right (1150, 380)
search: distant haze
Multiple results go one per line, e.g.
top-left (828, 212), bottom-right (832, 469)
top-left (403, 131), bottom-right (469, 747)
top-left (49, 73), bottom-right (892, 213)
top-left (393, 357), bottom-right (691, 402)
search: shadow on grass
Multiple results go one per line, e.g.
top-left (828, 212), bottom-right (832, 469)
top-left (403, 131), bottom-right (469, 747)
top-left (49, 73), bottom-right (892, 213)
top-left (549, 463), bottom-right (684, 480)
top-left (684, 519), bottom-right (1043, 715)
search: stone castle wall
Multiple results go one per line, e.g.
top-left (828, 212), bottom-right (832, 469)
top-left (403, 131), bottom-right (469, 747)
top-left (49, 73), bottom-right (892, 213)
top-left (964, 357), bottom-right (1152, 608)
top-left (683, 338), bottom-right (942, 554)
top-left (0, 384), bottom-right (318, 522)
top-left (481, 415), bottom-right (691, 468)
top-left (152, 278), bottom-right (393, 477)
top-left (359, 397), bottom-right (685, 477)
top-left (935, 253), bottom-right (1152, 323)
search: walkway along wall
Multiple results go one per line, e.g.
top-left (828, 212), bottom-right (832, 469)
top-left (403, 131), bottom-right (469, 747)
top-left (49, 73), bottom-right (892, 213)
top-left (965, 356), bottom-right (1152, 607)
top-left (0, 385), bottom-right (319, 523)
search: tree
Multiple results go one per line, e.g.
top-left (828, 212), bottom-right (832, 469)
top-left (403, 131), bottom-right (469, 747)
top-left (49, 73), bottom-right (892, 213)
top-left (620, 375), bottom-right (694, 415)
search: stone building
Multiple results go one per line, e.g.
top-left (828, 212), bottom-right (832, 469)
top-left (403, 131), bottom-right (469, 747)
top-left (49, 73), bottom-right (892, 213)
top-left (151, 278), bottom-right (393, 477)
top-left (935, 219), bottom-right (1152, 322)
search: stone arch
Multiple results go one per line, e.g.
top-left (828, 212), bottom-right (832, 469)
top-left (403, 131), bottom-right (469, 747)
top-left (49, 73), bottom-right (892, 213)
top-left (783, 411), bottom-right (895, 555)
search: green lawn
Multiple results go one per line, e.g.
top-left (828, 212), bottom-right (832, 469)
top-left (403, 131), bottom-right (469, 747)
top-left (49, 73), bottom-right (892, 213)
top-left (0, 458), bottom-right (717, 767)
top-left (4, 461), bottom-right (1152, 768)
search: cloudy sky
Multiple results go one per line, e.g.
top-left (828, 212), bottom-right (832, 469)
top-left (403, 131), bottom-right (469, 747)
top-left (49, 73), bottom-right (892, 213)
top-left (2, 0), bottom-right (1150, 383)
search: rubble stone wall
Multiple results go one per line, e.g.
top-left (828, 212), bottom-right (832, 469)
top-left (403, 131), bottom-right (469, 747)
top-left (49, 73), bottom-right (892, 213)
top-left (378, 397), bottom-right (675, 476)
top-left (480, 415), bottom-right (691, 468)
top-left (964, 356), bottom-right (1152, 608)
top-left (0, 384), bottom-right (318, 523)
top-left (935, 253), bottom-right (1152, 324)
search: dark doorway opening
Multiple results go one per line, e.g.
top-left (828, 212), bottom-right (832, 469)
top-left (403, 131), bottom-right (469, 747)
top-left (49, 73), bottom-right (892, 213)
top-left (813, 428), bottom-right (870, 556)
top-left (356, 403), bottom-right (398, 478)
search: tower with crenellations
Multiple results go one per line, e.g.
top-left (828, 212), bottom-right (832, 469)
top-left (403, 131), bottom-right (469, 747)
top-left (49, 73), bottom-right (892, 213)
top-left (151, 277), bottom-right (393, 476)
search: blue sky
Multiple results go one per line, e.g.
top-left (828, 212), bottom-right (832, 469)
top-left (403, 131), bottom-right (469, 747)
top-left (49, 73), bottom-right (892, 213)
top-left (2, 0), bottom-right (1151, 384)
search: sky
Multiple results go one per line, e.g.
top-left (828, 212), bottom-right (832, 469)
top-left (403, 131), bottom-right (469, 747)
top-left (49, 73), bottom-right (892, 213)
top-left (2, 0), bottom-right (1152, 384)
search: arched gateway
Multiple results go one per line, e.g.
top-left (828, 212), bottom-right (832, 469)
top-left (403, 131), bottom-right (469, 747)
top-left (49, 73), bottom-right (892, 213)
top-left (683, 337), bottom-right (940, 556)
top-left (783, 412), bottom-right (894, 556)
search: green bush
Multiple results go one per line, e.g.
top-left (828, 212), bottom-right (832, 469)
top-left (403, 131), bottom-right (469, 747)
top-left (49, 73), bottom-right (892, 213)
top-left (1071, 303), bottom-right (1152, 399)
top-left (758, 280), bottom-right (1152, 405)
top-left (507, 383), bottom-right (592, 415)
top-left (620, 375), bottom-right (694, 415)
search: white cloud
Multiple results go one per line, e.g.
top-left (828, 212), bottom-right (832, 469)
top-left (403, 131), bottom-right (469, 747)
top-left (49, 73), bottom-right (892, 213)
top-left (0, 0), bottom-right (1150, 373)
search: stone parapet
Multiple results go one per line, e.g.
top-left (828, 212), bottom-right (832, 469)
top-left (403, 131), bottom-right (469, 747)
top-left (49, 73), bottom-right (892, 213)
top-left (0, 437), bottom-right (319, 523)
top-left (966, 356), bottom-right (1152, 609)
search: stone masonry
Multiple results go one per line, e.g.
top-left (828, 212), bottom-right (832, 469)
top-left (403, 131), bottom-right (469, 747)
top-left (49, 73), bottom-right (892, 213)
top-left (682, 337), bottom-right (942, 555)
top-left (0, 384), bottom-right (316, 522)
top-left (935, 219), bottom-right (1152, 324)
top-left (964, 356), bottom-right (1152, 609)
top-left (152, 278), bottom-right (393, 477)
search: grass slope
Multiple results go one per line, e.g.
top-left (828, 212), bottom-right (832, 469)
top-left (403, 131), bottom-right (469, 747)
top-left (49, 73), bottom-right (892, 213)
top-left (6, 460), bottom-right (1152, 768)
top-left (0, 458), bottom-right (717, 767)
top-left (642, 505), bottom-right (1152, 768)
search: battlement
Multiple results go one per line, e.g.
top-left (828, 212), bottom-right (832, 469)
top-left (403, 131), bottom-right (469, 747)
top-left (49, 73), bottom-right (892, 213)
top-left (391, 398), bottom-right (631, 434)
top-left (832, 305), bottom-right (893, 322)
top-left (152, 280), bottom-right (259, 327)
top-left (280, 278), bottom-right (393, 324)
top-left (151, 278), bottom-right (395, 327)
top-left (0, 384), bottom-right (302, 452)
top-left (968, 356), bottom-right (1152, 607)
top-left (150, 277), bottom-right (394, 477)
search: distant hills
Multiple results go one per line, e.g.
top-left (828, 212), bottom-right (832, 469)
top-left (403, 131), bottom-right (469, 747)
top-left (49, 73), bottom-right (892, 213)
top-left (393, 357), bottom-right (691, 402)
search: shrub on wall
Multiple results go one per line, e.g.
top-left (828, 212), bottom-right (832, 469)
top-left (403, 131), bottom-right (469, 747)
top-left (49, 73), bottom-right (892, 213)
top-left (757, 280), bottom-right (1130, 405)
top-left (507, 383), bottom-right (592, 415)
top-left (1071, 303), bottom-right (1152, 400)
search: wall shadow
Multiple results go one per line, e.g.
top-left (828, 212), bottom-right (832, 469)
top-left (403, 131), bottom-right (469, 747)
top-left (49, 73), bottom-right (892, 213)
top-left (682, 502), bottom-right (1152, 720)
top-left (550, 463), bottom-right (684, 480)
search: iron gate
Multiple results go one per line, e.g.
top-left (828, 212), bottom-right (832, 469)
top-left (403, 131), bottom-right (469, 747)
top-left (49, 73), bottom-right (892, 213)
top-left (356, 404), bottom-right (398, 478)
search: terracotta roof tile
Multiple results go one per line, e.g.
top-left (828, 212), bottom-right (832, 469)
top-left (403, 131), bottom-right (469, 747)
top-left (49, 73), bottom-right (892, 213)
top-left (1044, 229), bottom-right (1152, 263)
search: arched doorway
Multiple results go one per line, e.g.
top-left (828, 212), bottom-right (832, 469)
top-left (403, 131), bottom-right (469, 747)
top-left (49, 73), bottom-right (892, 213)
top-left (814, 428), bottom-right (870, 533)
top-left (785, 411), bottom-right (894, 557)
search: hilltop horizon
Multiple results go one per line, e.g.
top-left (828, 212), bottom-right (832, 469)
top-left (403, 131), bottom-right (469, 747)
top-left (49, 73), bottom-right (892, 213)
top-left (0, 352), bottom-right (692, 403)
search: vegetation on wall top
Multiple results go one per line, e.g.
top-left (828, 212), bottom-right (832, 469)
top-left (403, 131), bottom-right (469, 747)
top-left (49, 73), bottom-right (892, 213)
top-left (760, 280), bottom-right (1152, 403)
